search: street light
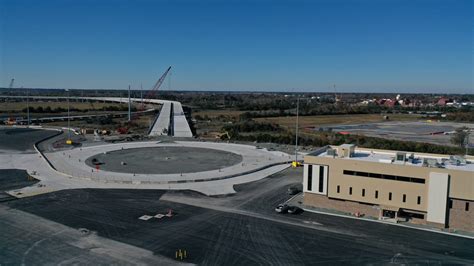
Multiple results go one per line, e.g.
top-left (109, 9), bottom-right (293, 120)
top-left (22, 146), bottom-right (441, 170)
top-left (23, 86), bottom-right (30, 127)
top-left (293, 95), bottom-right (301, 167)
top-left (466, 131), bottom-right (470, 156)
top-left (66, 89), bottom-right (72, 144)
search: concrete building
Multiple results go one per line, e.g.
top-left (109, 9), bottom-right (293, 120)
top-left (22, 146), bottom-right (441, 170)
top-left (303, 144), bottom-right (474, 232)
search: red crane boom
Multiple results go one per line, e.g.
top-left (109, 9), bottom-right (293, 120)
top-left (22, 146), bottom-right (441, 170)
top-left (118, 66), bottom-right (172, 134)
top-left (140, 66), bottom-right (171, 109)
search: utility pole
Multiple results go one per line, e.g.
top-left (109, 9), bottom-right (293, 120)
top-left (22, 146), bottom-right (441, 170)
top-left (128, 85), bottom-right (131, 122)
top-left (140, 83), bottom-right (143, 103)
top-left (26, 87), bottom-right (30, 127)
top-left (295, 96), bottom-right (300, 164)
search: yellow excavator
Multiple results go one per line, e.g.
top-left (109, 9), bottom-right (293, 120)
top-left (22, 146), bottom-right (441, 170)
top-left (220, 131), bottom-right (231, 140)
top-left (292, 161), bottom-right (302, 168)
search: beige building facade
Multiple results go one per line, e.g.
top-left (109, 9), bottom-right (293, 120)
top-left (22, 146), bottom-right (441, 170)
top-left (303, 144), bottom-right (474, 232)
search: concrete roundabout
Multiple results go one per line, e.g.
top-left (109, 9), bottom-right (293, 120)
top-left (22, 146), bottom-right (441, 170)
top-left (46, 141), bottom-right (291, 184)
top-left (1, 132), bottom-right (292, 197)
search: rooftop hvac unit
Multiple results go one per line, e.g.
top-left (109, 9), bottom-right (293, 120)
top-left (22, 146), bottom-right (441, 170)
top-left (407, 153), bottom-right (416, 164)
top-left (449, 155), bottom-right (467, 166)
top-left (423, 158), bottom-right (443, 168)
top-left (327, 148), bottom-right (337, 157)
top-left (396, 152), bottom-right (406, 162)
top-left (337, 144), bottom-right (355, 158)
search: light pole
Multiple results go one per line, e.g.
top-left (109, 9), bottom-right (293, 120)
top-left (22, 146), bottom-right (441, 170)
top-left (128, 85), bottom-right (131, 122)
top-left (67, 89), bottom-right (71, 142)
top-left (466, 131), bottom-right (470, 156)
top-left (26, 87), bottom-right (30, 127)
top-left (295, 96), bottom-right (300, 164)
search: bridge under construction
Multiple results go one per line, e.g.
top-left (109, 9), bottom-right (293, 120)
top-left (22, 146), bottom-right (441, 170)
top-left (1, 66), bottom-right (193, 137)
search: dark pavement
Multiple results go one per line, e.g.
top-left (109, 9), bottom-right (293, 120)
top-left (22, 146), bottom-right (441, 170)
top-left (1, 127), bottom-right (473, 265)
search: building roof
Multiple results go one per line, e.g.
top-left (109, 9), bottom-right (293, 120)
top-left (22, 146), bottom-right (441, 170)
top-left (313, 146), bottom-right (474, 172)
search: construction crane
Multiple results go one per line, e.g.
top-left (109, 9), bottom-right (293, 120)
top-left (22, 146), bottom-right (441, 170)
top-left (139, 66), bottom-right (171, 111)
top-left (9, 78), bottom-right (14, 96)
top-left (5, 79), bottom-right (16, 124)
top-left (117, 66), bottom-right (171, 134)
top-left (9, 78), bottom-right (14, 89)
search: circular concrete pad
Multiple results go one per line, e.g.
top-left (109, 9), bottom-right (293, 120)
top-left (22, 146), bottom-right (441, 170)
top-left (85, 146), bottom-right (243, 174)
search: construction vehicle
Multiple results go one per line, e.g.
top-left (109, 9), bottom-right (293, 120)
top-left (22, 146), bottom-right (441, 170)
top-left (117, 127), bottom-right (129, 134)
top-left (6, 117), bottom-right (17, 125)
top-left (219, 131), bottom-right (231, 140)
top-left (291, 161), bottom-right (302, 168)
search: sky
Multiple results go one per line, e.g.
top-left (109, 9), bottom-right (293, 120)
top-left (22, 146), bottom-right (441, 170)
top-left (0, 0), bottom-right (472, 93)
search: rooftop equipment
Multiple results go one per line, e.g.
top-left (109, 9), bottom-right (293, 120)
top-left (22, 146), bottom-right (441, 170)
top-left (449, 155), bottom-right (467, 166)
top-left (396, 152), bottom-right (407, 162)
top-left (337, 144), bottom-right (355, 158)
top-left (327, 148), bottom-right (337, 157)
top-left (423, 158), bottom-right (443, 168)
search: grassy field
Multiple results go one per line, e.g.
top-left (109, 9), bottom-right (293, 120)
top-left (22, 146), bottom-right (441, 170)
top-left (193, 109), bottom-right (245, 119)
top-left (255, 113), bottom-right (422, 129)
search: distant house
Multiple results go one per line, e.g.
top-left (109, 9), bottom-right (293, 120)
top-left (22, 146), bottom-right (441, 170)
top-left (375, 98), bottom-right (399, 108)
top-left (437, 97), bottom-right (453, 106)
top-left (384, 99), bottom-right (398, 107)
top-left (400, 98), bottom-right (411, 107)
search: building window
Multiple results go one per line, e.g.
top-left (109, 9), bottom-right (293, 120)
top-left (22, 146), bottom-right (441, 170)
top-left (449, 200), bottom-right (453, 209)
top-left (337, 185), bottom-right (340, 193)
top-left (389, 192), bottom-right (392, 201)
top-left (411, 213), bottom-right (425, 219)
top-left (318, 166), bottom-right (324, 193)
top-left (375, 190), bottom-right (378, 199)
top-left (402, 194), bottom-right (406, 203)
top-left (307, 165), bottom-right (312, 191)
top-left (466, 202), bottom-right (470, 211)
top-left (349, 187), bottom-right (352, 195)
top-left (417, 196), bottom-right (421, 205)
top-left (362, 189), bottom-right (365, 197)
top-left (401, 211), bottom-right (425, 219)
top-left (343, 170), bottom-right (425, 184)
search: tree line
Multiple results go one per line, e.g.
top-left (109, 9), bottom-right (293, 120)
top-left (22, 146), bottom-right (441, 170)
top-left (21, 105), bottom-right (136, 113)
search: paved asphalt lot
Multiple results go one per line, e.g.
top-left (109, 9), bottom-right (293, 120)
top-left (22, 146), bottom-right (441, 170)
top-left (2, 170), bottom-right (473, 265)
top-left (324, 121), bottom-right (474, 146)
top-left (0, 169), bottom-right (38, 202)
top-left (85, 146), bottom-right (242, 174)
top-left (0, 127), bottom-right (58, 152)
top-left (0, 127), bottom-right (473, 265)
